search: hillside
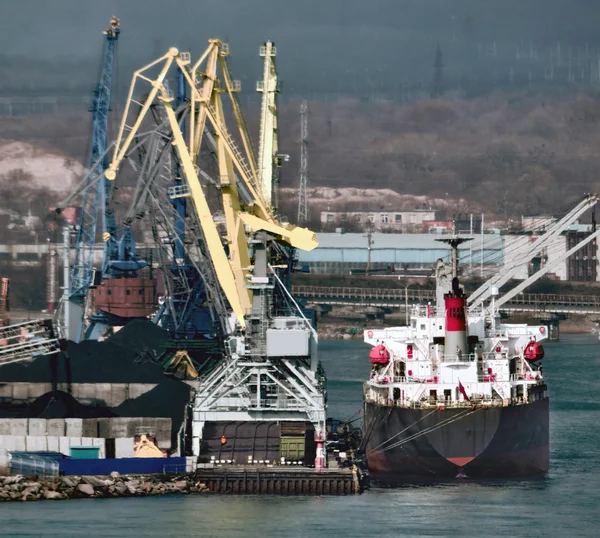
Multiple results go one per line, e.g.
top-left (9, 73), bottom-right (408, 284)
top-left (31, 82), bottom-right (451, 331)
top-left (275, 91), bottom-right (600, 222)
top-left (2, 89), bottom-right (600, 229)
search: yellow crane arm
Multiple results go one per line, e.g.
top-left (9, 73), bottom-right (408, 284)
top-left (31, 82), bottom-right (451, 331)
top-left (161, 97), bottom-right (247, 327)
top-left (101, 48), bottom-right (247, 328)
top-left (106, 50), bottom-right (177, 180)
top-left (176, 42), bottom-right (319, 253)
top-left (238, 213), bottom-right (318, 251)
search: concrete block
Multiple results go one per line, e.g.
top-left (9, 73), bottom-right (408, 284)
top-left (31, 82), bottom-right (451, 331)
top-left (12, 436), bottom-right (26, 451)
top-left (97, 417), bottom-right (111, 438)
top-left (26, 436), bottom-right (47, 451)
top-left (0, 419), bottom-right (12, 435)
top-left (28, 418), bottom-right (47, 436)
top-left (114, 437), bottom-right (134, 459)
top-left (59, 437), bottom-right (71, 455)
top-left (82, 419), bottom-right (98, 438)
top-left (156, 435), bottom-right (171, 450)
top-left (81, 437), bottom-right (95, 447)
top-left (156, 418), bottom-right (172, 434)
top-left (12, 384), bottom-right (30, 401)
top-left (47, 419), bottom-right (65, 437)
top-left (77, 383), bottom-right (93, 400)
top-left (108, 418), bottom-right (130, 438)
top-left (129, 383), bottom-right (156, 400)
top-left (9, 419), bottom-right (27, 436)
top-left (0, 384), bottom-right (13, 399)
top-left (47, 436), bottom-right (59, 452)
top-left (135, 418), bottom-right (158, 437)
top-left (185, 457), bottom-right (197, 473)
top-left (0, 435), bottom-right (14, 450)
top-left (91, 438), bottom-right (106, 459)
top-left (95, 383), bottom-right (112, 406)
top-left (28, 383), bottom-right (50, 399)
top-left (65, 418), bottom-right (83, 438)
top-left (110, 384), bottom-right (128, 407)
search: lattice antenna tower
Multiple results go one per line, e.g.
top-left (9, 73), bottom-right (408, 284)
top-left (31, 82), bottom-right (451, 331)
top-left (297, 100), bottom-right (309, 225)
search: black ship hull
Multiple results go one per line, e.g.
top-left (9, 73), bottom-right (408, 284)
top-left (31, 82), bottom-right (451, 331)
top-left (364, 397), bottom-right (549, 483)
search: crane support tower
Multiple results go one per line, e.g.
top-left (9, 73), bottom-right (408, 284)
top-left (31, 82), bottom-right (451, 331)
top-left (297, 100), bottom-right (309, 226)
top-left (104, 43), bottom-right (325, 466)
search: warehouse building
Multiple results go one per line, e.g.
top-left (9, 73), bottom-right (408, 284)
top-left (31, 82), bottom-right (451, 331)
top-left (297, 231), bottom-right (504, 276)
top-left (297, 229), bottom-right (591, 281)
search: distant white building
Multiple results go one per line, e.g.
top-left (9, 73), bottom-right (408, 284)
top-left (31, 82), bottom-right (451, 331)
top-left (320, 209), bottom-right (436, 232)
top-left (521, 215), bottom-right (555, 233)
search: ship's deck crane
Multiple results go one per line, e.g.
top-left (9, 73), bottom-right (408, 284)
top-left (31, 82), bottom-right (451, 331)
top-left (465, 194), bottom-right (600, 324)
top-left (469, 194), bottom-right (599, 310)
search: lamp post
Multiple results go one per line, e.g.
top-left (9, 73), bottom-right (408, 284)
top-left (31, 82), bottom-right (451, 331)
top-left (364, 221), bottom-right (374, 276)
top-left (399, 281), bottom-right (413, 326)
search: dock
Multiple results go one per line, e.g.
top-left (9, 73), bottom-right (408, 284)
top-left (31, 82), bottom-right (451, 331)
top-left (194, 465), bottom-right (364, 495)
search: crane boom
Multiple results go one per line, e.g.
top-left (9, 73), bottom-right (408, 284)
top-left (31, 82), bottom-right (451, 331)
top-left (495, 227), bottom-right (600, 309)
top-left (256, 41), bottom-right (279, 207)
top-left (68, 17), bottom-right (120, 342)
top-left (469, 194), bottom-right (598, 308)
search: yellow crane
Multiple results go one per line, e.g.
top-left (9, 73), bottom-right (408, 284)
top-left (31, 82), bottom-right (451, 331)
top-left (104, 43), bottom-right (317, 330)
top-left (257, 41), bottom-right (280, 209)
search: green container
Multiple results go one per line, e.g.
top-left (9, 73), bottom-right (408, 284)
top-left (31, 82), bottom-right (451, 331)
top-left (280, 436), bottom-right (305, 460)
top-left (69, 446), bottom-right (100, 459)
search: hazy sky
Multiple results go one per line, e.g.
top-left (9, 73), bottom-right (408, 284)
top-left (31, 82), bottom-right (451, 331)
top-left (2, 0), bottom-right (600, 95)
top-left (4, 0), bottom-right (600, 60)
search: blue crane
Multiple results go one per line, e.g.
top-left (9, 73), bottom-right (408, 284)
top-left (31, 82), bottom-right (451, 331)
top-left (68, 17), bottom-right (120, 342)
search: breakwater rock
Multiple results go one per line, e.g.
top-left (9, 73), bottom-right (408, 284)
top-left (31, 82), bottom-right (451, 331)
top-left (0, 473), bottom-right (210, 502)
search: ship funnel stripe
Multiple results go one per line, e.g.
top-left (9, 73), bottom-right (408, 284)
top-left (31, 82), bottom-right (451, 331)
top-left (444, 296), bottom-right (467, 332)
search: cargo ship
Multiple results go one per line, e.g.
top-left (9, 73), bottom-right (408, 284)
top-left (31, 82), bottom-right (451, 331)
top-left (362, 238), bottom-right (549, 483)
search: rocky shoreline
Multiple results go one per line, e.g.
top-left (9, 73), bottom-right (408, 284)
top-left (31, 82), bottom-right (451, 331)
top-left (0, 473), bottom-right (210, 502)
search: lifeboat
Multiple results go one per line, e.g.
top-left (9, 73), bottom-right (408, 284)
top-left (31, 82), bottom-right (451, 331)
top-left (524, 341), bottom-right (544, 361)
top-left (369, 344), bottom-right (390, 365)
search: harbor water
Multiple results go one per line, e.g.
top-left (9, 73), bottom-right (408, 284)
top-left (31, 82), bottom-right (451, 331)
top-left (1, 335), bottom-right (599, 537)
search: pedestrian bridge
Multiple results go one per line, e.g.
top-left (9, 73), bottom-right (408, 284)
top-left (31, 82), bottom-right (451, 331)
top-left (292, 286), bottom-right (600, 315)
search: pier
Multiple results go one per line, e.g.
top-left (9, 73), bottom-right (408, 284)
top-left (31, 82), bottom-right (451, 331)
top-left (194, 465), bottom-right (363, 495)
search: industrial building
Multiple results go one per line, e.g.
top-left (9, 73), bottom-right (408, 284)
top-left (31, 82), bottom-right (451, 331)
top-left (320, 209), bottom-right (436, 232)
top-left (297, 228), bottom-right (596, 281)
top-left (297, 231), bottom-right (503, 276)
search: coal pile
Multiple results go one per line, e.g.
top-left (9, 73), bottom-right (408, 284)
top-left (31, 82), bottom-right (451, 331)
top-left (0, 320), bottom-right (192, 438)
top-left (0, 320), bottom-right (172, 384)
top-left (25, 391), bottom-right (118, 419)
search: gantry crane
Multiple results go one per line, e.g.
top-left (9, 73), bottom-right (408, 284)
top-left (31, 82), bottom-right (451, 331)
top-left (104, 43), bottom-right (325, 462)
